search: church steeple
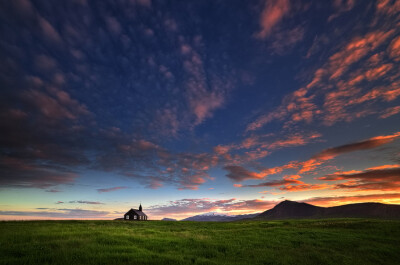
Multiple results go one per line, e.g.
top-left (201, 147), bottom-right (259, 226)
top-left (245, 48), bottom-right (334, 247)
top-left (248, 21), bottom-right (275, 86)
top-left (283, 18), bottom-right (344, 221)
top-left (139, 203), bottom-right (142, 212)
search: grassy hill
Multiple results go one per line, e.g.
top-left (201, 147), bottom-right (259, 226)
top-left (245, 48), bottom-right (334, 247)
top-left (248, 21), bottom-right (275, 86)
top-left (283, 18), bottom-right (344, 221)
top-left (1, 219), bottom-right (400, 265)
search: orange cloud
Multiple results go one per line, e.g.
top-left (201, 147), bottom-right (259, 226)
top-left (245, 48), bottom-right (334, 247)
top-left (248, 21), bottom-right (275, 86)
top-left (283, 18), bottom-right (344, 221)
top-left (388, 36), bottom-right (400, 61)
top-left (256, 0), bottom-right (291, 39)
top-left (367, 164), bottom-right (400, 170)
top-left (318, 166), bottom-right (400, 192)
top-left (224, 165), bottom-right (264, 181)
top-left (239, 174), bottom-right (331, 192)
top-left (304, 193), bottom-right (400, 207)
top-left (312, 131), bottom-right (400, 160)
top-left (365, 63), bottom-right (393, 81)
top-left (247, 21), bottom-right (399, 131)
top-left (281, 183), bottom-right (330, 192)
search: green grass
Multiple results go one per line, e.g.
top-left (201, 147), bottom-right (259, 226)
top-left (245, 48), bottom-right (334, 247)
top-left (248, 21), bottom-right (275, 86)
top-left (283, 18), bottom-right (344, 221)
top-left (1, 219), bottom-right (400, 265)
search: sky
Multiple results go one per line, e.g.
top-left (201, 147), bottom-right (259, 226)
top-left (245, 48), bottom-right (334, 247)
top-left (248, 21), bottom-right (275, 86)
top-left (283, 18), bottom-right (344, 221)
top-left (0, 0), bottom-right (400, 220)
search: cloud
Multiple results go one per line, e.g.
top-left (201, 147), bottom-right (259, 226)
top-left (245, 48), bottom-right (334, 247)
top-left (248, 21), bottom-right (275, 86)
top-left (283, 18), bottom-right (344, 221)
top-left (256, 0), bottom-right (291, 39)
top-left (106, 16), bottom-right (121, 35)
top-left (11, 0), bottom-right (35, 17)
top-left (380, 106), bottom-right (400, 119)
top-left (147, 198), bottom-right (277, 219)
top-left (388, 36), bottom-right (400, 61)
top-left (182, 42), bottom-right (231, 126)
top-left (303, 193), bottom-right (400, 207)
top-left (312, 132), bottom-right (400, 160)
top-left (0, 157), bottom-right (78, 188)
top-left (0, 209), bottom-right (109, 219)
top-left (224, 165), bottom-right (264, 182)
top-left (318, 166), bottom-right (400, 192)
top-left (225, 161), bottom-right (299, 182)
top-left (46, 189), bottom-right (61, 193)
top-left (229, 132), bottom-right (400, 186)
top-left (268, 26), bottom-right (305, 55)
top-left (247, 14), bottom-right (400, 131)
top-left (328, 0), bottom-right (356, 21)
top-left (38, 16), bottom-right (62, 43)
top-left (215, 132), bottom-right (321, 165)
top-left (240, 175), bottom-right (302, 188)
top-left (239, 174), bottom-right (330, 192)
top-left (35, 55), bottom-right (57, 71)
top-left (97, 186), bottom-right (129, 193)
top-left (68, 200), bottom-right (104, 205)
top-left (22, 88), bottom-right (90, 120)
top-left (135, 0), bottom-right (151, 8)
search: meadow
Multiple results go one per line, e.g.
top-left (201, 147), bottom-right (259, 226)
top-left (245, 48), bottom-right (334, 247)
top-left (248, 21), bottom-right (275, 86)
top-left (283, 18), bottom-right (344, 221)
top-left (1, 219), bottom-right (400, 265)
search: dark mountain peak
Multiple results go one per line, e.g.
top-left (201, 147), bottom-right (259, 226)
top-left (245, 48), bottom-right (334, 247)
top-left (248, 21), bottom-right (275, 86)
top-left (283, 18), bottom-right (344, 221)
top-left (257, 200), bottom-right (322, 219)
top-left (275, 200), bottom-right (302, 207)
top-left (274, 200), bottom-right (319, 210)
top-left (255, 200), bottom-right (400, 220)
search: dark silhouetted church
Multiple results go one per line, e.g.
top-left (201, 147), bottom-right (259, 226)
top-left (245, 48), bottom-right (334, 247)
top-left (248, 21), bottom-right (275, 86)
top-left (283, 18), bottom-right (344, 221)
top-left (124, 204), bottom-right (148, 221)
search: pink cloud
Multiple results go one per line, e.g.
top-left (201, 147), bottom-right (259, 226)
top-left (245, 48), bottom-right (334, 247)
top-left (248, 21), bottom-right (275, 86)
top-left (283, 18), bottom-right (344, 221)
top-left (22, 87), bottom-right (90, 120)
top-left (380, 106), bottom-right (400, 119)
top-left (256, 0), bottom-right (291, 39)
top-left (189, 91), bottom-right (225, 125)
top-left (38, 16), bottom-right (62, 43)
top-left (247, 20), bottom-right (399, 131)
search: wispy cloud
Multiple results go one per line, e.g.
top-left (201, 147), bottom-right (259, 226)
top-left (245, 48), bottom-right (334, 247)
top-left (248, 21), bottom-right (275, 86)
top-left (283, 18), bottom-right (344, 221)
top-left (312, 132), bottom-right (400, 160)
top-left (256, 0), bottom-right (291, 39)
top-left (318, 166), bottom-right (400, 192)
top-left (0, 209), bottom-right (109, 219)
top-left (68, 201), bottom-right (104, 205)
top-left (97, 186), bottom-right (129, 193)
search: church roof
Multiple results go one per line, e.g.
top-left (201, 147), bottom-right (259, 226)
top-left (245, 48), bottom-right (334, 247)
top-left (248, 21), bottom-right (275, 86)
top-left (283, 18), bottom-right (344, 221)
top-left (125, 208), bottom-right (147, 216)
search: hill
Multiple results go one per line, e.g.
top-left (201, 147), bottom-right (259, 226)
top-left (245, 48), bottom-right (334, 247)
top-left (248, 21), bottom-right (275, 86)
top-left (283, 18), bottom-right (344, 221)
top-left (255, 200), bottom-right (400, 220)
top-left (182, 212), bottom-right (260, 221)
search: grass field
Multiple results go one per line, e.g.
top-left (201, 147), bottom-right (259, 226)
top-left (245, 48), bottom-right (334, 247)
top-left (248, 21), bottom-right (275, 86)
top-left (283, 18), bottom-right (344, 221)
top-left (1, 219), bottom-right (400, 265)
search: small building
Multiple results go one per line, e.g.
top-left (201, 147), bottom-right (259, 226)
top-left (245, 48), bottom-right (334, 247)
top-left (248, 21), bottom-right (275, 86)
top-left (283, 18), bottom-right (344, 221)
top-left (124, 204), bottom-right (148, 221)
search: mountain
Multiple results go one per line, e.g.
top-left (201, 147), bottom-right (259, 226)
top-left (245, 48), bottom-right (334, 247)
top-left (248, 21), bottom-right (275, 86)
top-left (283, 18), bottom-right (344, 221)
top-left (255, 200), bottom-right (400, 220)
top-left (161, 218), bottom-right (177, 221)
top-left (182, 212), bottom-right (260, 222)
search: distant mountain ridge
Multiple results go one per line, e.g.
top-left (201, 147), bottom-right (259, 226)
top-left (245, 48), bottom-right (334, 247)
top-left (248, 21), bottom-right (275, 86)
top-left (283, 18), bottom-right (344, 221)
top-left (182, 212), bottom-right (260, 221)
top-left (255, 200), bottom-right (400, 220)
top-left (161, 218), bottom-right (177, 221)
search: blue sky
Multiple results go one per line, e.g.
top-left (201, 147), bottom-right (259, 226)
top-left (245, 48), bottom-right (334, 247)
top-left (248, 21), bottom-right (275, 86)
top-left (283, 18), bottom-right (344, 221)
top-left (1, 0), bottom-right (400, 220)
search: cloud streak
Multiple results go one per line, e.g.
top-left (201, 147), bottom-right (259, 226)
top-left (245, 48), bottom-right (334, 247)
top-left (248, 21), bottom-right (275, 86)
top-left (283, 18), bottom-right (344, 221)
top-left (97, 186), bottom-right (129, 193)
